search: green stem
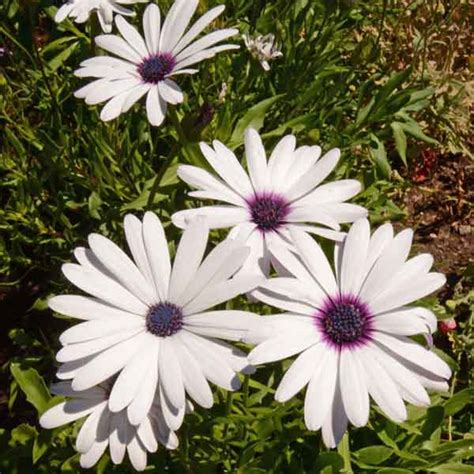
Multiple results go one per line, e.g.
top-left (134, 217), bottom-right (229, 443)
top-left (337, 432), bottom-right (353, 474)
top-left (223, 391), bottom-right (233, 438)
top-left (243, 374), bottom-right (250, 407)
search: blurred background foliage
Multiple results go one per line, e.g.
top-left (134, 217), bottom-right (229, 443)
top-left (0, 0), bottom-right (472, 472)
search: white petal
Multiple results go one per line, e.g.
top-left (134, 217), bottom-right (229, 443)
top-left (267, 135), bottom-right (296, 190)
top-left (160, 0), bottom-right (199, 52)
top-left (40, 399), bottom-right (98, 429)
top-left (143, 4), bottom-right (161, 54)
top-left (295, 180), bottom-right (362, 207)
top-left (281, 145), bottom-right (321, 193)
top-left (304, 348), bottom-right (339, 431)
top-left (88, 233), bottom-right (156, 306)
top-left (137, 417), bottom-right (158, 452)
top-left (359, 346), bottom-right (407, 422)
top-left (181, 240), bottom-right (250, 306)
top-left (339, 349), bottom-right (369, 427)
top-left (159, 384), bottom-right (185, 431)
top-left (339, 219), bottom-right (370, 295)
top-left (172, 206), bottom-right (248, 230)
top-left (260, 277), bottom-right (324, 309)
top-left (183, 275), bottom-right (263, 315)
top-left (365, 223), bottom-right (394, 272)
top-left (84, 79), bottom-right (138, 106)
top-left (95, 34), bottom-right (142, 64)
top-left (80, 439), bottom-right (108, 469)
top-left (249, 330), bottom-right (319, 365)
top-left (158, 80), bottom-right (184, 104)
top-left (176, 29), bottom-right (238, 62)
top-left (121, 83), bottom-right (150, 113)
top-left (370, 273), bottom-right (446, 315)
top-left (109, 413), bottom-right (130, 464)
top-left (275, 343), bottom-right (323, 402)
top-left (59, 317), bottom-right (143, 345)
top-left (175, 337), bottom-right (213, 408)
top-left (286, 206), bottom-right (341, 231)
top-left (61, 263), bottom-right (148, 315)
top-left (168, 216), bottom-right (208, 303)
top-left (159, 337), bottom-right (185, 409)
top-left (289, 227), bottom-right (338, 295)
top-left (127, 436), bottom-right (148, 471)
top-left (252, 288), bottom-right (315, 316)
top-left (372, 343), bottom-right (430, 406)
top-left (56, 327), bottom-right (144, 363)
top-left (373, 333), bottom-right (451, 379)
top-left (267, 240), bottom-right (315, 283)
top-left (321, 377), bottom-right (348, 448)
top-left (115, 15), bottom-right (148, 57)
top-left (124, 214), bottom-right (154, 286)
top-left (127, 342), bottom-right (160, 425)
top-left (321, 203), bottom-right (368, 223)
top-left (142, 212), bottom-right (171, 301)
top-left (76, 402), bottom-right (107, 453)
top-left (174, 44), bottom-right (239, 70)
top-left (245, 127), bottom-right (268, 192)
top-left (49, 295), bottom-right (140, 321)
top-left (177, 164), bottom-right (245, 207)
top-left (373, 311), bottom-right (432, 336)
top-left (146, 86), bottom-right (166, 126)
top-left (55, 4), bottom-right (74, 22)
top-left (172, 5), bottom-right (225, 55)
top-left (180, 331), bottom-right (241, 391)
top-left (285, 148), bottom-right (340, 201)
top-left (72, 332), bottom-right (149, 390)
top-left (109, 336), bottom-right (157, 412)
top-left (359, 228), bottom-right (413, 302)
top-left (184, 310), bottom-right (261, 343)
top-left (200, 141), bottom-right (254, 198)
top-left (100, 90), bottom-right (131, 121)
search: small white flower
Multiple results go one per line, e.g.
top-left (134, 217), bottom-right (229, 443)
top-left (55, 0), bottom-right (144, 33)
top-left (40, 380), bottom-right (180, 471)
top-left (248, 219), bottom-right (451, 448)
top-left (74, 1), bottom-right (239, 125)
top-left (173, 128), bottom-right (367, 279)
top-left (243, 33), bottom-right (283, 71)
top-left (49, 212), bottom-right (261, 433)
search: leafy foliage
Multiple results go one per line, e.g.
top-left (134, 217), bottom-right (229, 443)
top-left (0, 0), bottom-right (472, 472)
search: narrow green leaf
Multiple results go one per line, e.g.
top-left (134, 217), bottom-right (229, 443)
top-left (10, 363), bottom-right (51, 415)
top-left (228, 94), bottom-right (285, 149)
top-left (391, 122), bottom-right (408, 166)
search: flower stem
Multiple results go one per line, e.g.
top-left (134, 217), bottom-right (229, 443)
top-left (338, 432), bottom-right (353, 474)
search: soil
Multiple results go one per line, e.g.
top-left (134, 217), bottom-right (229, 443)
top-left (397, 153), bottom-right (473, 277)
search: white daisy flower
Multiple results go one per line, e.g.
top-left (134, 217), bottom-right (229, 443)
top-left (172, 128), bottom-right (367, 279)
top-left (242, 33), bottom-right (283, 71)
top-left (55, 0), bottom-right (144, 34)
top-left (74, 1), bottom-right (239, 125)
top-left (40, 380), bottom-right (180, 471)
top-left (49, 212), bottom-right (261, 432)
top-left (248, 219), bottom-right (451, 448)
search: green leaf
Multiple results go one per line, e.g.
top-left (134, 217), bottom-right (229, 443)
top-left (370, 134), bottom-right (392, 178)
top-left (228, 94), bottom-right (285, 149)
top-left (33, 429), bottom-right (52, 463)
top-left (313, 452), bottom-right (344, 473)
top-left (10, 363), bottom-right (51, 415)
top-left (355, 446), bottom-right (393, 465)
top-left (391, 122), bottom-right (408, 166)
top-left (444, 388), bottom-right (474, 416)
top-left (376, 469), bottom-right (414, 474)
top-left (88, 191), bottom-right (102, 219)
top-left (428, 463), bottom-right (474, 473)
top-left (9, 423), bottom-right (38, 447)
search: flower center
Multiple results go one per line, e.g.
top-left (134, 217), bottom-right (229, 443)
top-left (249, 193), bottom-right (290, 232)
top-left (138, 54), bottom-right (175, 84)
top-left (316, 295), bottom-right (373, 348)
top-left (146, 302), bottom-right (183, 337)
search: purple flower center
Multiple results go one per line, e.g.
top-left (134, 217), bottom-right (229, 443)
top-left (138, 53), bottom-right (175, 84)
top-left (248, 193), bottom-right (290, 232)
top-left (146, 302), bottom-right (183, 337)
top-left (315, 295), bottom-right (373, 349)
